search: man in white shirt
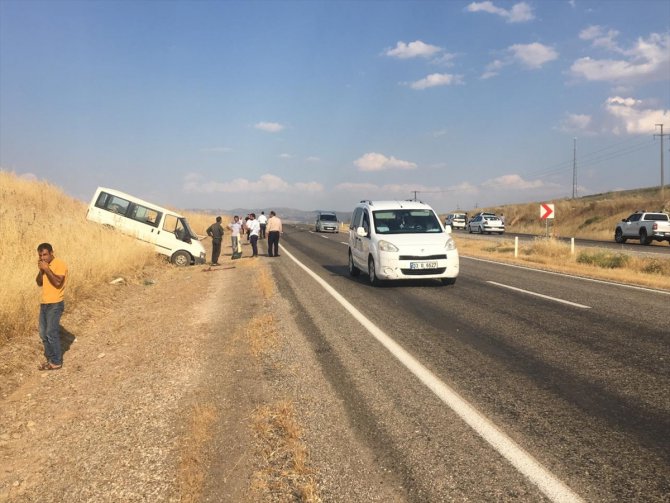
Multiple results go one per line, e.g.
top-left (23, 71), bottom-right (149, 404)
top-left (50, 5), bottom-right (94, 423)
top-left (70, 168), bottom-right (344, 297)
top-left (228, 215), bottom-right (243, 258)
top-left (257, 211), bottom-right (268, 239)
top-left (246, 213), bottom-right (261, 257)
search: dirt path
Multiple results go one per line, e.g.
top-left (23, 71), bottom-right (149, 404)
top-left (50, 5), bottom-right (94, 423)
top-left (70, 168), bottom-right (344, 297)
top-left (0, 253), bottom-right (275, 502)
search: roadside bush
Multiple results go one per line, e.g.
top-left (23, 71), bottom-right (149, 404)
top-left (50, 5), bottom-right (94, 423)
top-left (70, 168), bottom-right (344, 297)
top-left (577, 251), bottom-right (630, 269)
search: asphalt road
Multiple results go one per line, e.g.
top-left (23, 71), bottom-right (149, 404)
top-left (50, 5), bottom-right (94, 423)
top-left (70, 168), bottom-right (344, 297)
top-left (270, 224), bottom-right (669, 502)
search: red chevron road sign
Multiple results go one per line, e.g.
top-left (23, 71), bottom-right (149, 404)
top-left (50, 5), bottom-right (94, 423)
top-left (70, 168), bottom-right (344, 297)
top-left (540, 203), bottom-right (555, 219)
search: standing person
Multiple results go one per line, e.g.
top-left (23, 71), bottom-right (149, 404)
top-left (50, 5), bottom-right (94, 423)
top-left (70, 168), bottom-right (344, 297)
top-left (258, 211), bottom-right (268, 239)
top-left (228, 215), bottom-right (243, 259)
top-left (246, 213), bottom-right (261, 257)
top-left (266, 210), bottom-right (283, 257)
top-left (35, 243), bottom-right (68, 371)
top-left (499, 213), bottom-right (505, 225)
top-left (206, 216), bottom-right (225, 265)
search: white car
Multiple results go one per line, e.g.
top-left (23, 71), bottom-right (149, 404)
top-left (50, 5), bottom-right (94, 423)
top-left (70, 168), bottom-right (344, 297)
top-left (348, 200), bottom-right (459, 286)
top-left (467, 214), bottom-right (505, 234)
top-left (445, 212), bottom-right (467, 230)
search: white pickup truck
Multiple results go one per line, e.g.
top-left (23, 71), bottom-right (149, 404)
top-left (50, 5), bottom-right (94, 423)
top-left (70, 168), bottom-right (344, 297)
top-left (614, 211), bottom-right (670, 245)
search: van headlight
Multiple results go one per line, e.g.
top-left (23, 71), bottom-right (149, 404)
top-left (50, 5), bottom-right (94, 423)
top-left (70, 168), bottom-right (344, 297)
top-left (445, 237), bottom-right (456, 251)
top-left (378, 240), bottom-right (399, 252)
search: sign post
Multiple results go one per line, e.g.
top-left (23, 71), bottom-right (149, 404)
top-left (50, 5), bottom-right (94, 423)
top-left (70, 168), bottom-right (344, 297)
top-left (540, 203), bottom-right (555, 237)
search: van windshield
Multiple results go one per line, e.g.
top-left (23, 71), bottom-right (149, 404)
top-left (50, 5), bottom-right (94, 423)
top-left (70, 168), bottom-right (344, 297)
top-left (373, 209), bottom-right (442, 234)
top-left (319, 214), bottom-right (337, 221)
top-left (181, 218), bottom-right (199, 240)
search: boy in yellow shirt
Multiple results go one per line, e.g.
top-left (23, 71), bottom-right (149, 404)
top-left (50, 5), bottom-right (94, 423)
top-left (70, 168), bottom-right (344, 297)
top-left (35, 243), bottom-right (67, 370)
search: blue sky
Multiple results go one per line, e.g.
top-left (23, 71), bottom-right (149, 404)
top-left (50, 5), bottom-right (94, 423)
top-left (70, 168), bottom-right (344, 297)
top-left (1, 0), bottom-right (668, 213)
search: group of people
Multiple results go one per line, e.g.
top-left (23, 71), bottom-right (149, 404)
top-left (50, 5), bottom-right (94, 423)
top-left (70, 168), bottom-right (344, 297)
top-left (206, 210), bottom-right (283, 264)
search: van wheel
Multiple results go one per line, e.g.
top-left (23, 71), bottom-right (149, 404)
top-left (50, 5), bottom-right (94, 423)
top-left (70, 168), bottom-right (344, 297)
top-left (441, 277), bottom-right (457, 286)
top-left (368, 256), bottom-right (380, 286)
top-left (171, 250), bottom-right (191, 266)
top-left (348, 251), bottom-right (360, 277)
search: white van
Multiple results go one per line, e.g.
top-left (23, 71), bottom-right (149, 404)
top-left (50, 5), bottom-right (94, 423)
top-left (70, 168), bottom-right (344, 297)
top-left (86, 187), bottom-right (206, 266)
top-left (348, 200), bottom-right (459, 286)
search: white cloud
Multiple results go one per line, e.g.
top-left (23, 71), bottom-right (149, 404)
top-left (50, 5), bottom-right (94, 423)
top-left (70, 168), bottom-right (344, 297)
top-left (604, 96), bottom-right (669, 134)
top-left (353, 152), bottom-right (417, 171)
top-left (465, 1), bottom-right (535, 23)
top-left (509, 43), bottom-right (559, 68)
top-left (559, 113), bottom-right (593, 133)
top-left (579, 25), bottom-right (620, 51)
top-left (278, 153), bottom-right (292, 159)
top-left (481, 59), bottom-right (506, 79)
top-left (571, 32), bottom-right (670, 83)
top-left (482, 174), bottom-right (546, 189)
top-left (408, 73), bottom-right (463, 90)
top-left (305, 156), bottom-right (321, 162)
top-left (184, 173), bottom-right (323, 193)
top-left (254, 121), bottom-right (285, 133)
top-left (385, 40), bottom-right (442, 59)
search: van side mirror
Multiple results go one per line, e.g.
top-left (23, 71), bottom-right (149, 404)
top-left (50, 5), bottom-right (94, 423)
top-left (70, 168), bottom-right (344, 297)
top-left (356, 227), bottom-right (367, 237)
top-left (444, 224), bottom-right (452, 234)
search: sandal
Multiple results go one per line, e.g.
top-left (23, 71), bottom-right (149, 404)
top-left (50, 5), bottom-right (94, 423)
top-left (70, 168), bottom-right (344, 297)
top-left (38, 361), bottom-right (50, 370)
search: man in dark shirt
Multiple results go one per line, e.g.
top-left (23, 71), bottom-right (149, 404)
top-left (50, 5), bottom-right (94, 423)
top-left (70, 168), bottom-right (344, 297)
top-left (206, 216), bottom-right (225, 265)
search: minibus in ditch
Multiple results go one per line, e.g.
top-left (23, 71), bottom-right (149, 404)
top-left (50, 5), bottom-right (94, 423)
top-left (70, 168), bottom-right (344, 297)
top-left (86, 187), bottom-right (206, 266)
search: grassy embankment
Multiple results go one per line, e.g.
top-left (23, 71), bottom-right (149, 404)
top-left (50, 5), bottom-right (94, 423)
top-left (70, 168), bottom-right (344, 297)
top-left (446, 187), bottom-right (670, 290)
top-left (0, 171), bottom-right (214, 352)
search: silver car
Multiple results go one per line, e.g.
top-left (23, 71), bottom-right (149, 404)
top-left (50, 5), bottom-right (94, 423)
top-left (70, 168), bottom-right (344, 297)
top-left (315, 212), bottom-right (339, 233)
top-left (467, 214), bottom-right (505, 234)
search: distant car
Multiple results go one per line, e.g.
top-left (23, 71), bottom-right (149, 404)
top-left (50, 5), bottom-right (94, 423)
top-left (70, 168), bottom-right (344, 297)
top-left (445, 212), bottom-right (466, 230)
top-left (614, 211), bottom-right (670, 245)
top-left (467, 214), bottom-right (505, 234)
top-left (315, 211), bottom-right (339, 233)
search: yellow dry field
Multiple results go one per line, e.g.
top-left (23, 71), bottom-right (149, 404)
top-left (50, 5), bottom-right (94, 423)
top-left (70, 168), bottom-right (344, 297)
top-left (0, 171), bottom-right (213, 349)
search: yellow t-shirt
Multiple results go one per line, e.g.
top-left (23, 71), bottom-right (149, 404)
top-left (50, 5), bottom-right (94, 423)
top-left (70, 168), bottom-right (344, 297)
top-left (41, 257), bottom-right (67, 304)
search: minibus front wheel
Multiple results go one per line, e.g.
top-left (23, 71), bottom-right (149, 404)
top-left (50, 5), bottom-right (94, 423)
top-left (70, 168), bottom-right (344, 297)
top-left (171, 250), bottom-right (192, 267)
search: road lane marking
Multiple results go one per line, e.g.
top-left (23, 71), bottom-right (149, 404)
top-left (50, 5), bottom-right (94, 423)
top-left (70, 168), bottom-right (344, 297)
top-left (279, 243), bottom-right (584, 503)
top-left (464, 256), bottom-right (670, 295)
top-left (487, 281), bottom-right (592, 309)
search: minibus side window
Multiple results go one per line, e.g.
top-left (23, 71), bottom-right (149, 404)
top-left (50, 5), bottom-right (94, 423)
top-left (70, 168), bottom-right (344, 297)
top-left (105, 195), bottom-right (130, 215)
top-left (130, 203), bottom-right (161, 227)
top-left (163, 214), bottom-right (177, 233)
top-left (95, 192), bottom-right (109, 209)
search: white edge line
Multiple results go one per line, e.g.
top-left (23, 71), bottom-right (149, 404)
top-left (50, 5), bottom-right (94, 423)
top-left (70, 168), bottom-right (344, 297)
top-left (487, 281), bottom-right (591, 309)
top-left (463, 255), bottom-right (670, 296)
top-left (278, 243), bottom-right (584, 503)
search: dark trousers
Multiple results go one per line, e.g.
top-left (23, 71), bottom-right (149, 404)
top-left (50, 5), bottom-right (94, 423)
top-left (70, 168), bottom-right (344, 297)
top-left (260, 224), bottom-right (267, 239)
top-left (39, 301), bottom-right (64, 365)
top-left (250, 235), bottom-right (259, 256)
top-left (268, 231), bottom-right (280, 256)
top-left (211, 239), bottom-right (222, 264)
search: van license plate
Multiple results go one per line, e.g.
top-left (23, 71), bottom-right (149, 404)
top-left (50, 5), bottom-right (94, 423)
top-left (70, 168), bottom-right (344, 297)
top-left (410, 261), bottom-right (438, 269)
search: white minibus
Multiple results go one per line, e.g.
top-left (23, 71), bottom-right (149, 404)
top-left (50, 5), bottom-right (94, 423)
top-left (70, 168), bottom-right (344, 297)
top-left (86, 187), bottom-right (206, 266)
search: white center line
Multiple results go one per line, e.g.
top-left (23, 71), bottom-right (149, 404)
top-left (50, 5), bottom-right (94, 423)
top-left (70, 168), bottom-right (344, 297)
top-left (487, 281), bottom-right (591, 309)
top-left (279, 243), bottom-right (584, 503)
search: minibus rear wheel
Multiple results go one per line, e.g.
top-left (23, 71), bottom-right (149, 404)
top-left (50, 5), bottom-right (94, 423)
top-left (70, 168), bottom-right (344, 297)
top-left (171, 250), bottom-right (191, 267)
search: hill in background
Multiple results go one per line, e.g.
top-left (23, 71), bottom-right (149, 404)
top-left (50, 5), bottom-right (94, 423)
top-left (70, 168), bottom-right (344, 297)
top-left (448, 186), bottom-right (669, 241)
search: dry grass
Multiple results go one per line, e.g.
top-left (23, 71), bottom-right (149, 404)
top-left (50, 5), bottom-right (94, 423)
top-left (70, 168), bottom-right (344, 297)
top-left (0, 171), bottom-right (215, 348)
top-left (251, 400), bottom-right (321, 503)
top-left (455, 235), bottom-right (670, 290)
top-left (178, 403), bottom-right (218, 503)
top-left (447, 186), bottom-right (670, 241)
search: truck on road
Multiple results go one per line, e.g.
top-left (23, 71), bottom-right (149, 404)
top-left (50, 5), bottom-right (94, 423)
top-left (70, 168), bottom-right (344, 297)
top-left (614, 211), bottom-right (670, 245)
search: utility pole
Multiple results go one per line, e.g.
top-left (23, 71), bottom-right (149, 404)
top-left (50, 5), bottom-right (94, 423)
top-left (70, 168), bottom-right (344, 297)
top-left (655, 124), bottom-right (667, 204)
top-left (572, 137), bottom-right (577, 199)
